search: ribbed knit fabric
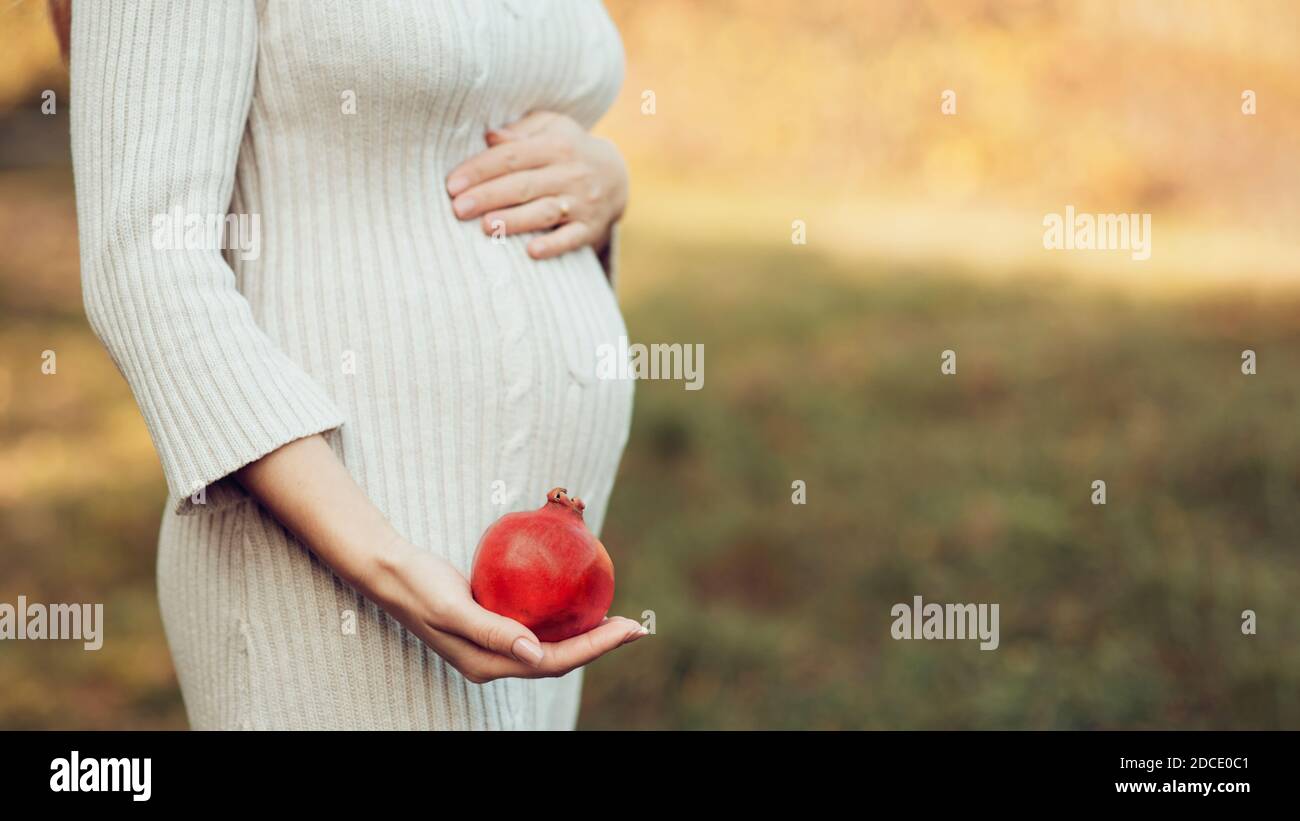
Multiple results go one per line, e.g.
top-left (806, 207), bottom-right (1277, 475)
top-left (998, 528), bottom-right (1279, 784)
top-left (69, 0), bottom-right (632, 730)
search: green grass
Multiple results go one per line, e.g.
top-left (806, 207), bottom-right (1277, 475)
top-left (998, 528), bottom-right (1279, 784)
top-left (582, 232), bottom-right (1300, 729)
top-left (3, 167), bottom-right (1298, 728)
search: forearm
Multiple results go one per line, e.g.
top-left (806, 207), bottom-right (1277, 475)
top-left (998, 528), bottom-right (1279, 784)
top-left (228, 433), bottom-right (644, 677)
top-left (234, 434), bottom-right (401, 595)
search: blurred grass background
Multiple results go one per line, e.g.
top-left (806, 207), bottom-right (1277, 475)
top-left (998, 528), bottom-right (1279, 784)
top-left (2, 0), bottom-right (1299, 729)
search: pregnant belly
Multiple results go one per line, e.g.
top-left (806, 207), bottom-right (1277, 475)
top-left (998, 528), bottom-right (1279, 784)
top-left (445, 218), bottom-right (626, 388)
top-left (246, 213), bottom-right (632, 457)
top-left (260, 240), bottom-right (633, 545)
top-left (404, 243), bottom-right (627, 431)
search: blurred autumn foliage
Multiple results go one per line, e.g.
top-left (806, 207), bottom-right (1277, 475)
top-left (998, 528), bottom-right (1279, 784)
top-left (1, 0), bottom-right (1298, 728)
top-left (601, 0), bottom-right (1299, 289)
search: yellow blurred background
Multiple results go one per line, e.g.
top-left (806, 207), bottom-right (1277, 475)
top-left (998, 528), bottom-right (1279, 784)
top-left (1, 0), bottom-right (1298, 728)
top-left (603, 0), bottom-right (1299, 291)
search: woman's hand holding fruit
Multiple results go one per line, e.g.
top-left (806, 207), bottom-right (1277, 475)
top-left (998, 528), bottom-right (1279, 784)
top-left (370, 540), bottom-right (646, 683)
top-left (234, 435), bottom-right (646, 686)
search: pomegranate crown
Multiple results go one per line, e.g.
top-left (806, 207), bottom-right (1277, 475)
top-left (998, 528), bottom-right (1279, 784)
top-left (546, 487), bottom-right (586, 516)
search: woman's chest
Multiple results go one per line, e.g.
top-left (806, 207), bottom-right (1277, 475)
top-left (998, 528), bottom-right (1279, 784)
top-left (252, 0), bottom-right (624, 135)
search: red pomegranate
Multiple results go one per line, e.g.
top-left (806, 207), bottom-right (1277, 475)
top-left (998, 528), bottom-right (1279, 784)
top-left (470, 488), bottom-right (615, 642)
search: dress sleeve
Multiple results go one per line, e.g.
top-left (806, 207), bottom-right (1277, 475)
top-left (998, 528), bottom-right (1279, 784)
top-left (70, 0), bottom-right (345, 515)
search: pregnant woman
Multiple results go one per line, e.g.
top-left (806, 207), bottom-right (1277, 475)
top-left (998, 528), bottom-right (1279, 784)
top-left (64, 0), bottom-right (641, 729)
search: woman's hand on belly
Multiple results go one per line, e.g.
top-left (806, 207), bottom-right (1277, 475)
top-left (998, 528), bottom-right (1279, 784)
top-left (372, 544), bottom-right (647, 684)
top-left (446, 111), bottom-right (628, 261)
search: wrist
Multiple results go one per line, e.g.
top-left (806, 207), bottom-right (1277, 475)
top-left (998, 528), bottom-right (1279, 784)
top-left (358, 529), bottom-right (415, 608)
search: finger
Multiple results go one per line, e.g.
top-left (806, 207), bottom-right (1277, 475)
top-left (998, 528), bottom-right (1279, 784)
top-left (438, 600), bottom-right (545, 667)
top-left (481, 196), bottom-right (573, 237)
top-left (432, 631), bottom-right (526, 684)
top-left (535, 617), bottom-right (648, 674)
top-left (446, 137), bottom-right (557, 196)
top-left (453, 165), bottom-right (572, 220)
top-left (488, 110), bottom-right (562, 143)
top-left (527, 221), bottom-right (591, 260)
top-left (448, 617), bottom-right (646, 683)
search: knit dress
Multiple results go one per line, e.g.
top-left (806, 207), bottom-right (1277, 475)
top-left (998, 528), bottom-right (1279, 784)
top-left (69, 0), bottom-right (633, 729)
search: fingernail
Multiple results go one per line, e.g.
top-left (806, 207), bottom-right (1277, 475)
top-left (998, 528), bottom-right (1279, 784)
top-left (621, 627), bottom-right (649, 645)
top-left (446, 175), bottom-right (469, 195)
top-left (453, 196), bottom-right (476, 217)
top-left (512, 637), bottom-right (544, 666)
